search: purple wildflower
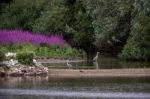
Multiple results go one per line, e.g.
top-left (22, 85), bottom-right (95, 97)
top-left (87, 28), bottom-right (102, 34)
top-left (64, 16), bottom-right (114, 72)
top-left (0, 30), bottom-right (66, 47)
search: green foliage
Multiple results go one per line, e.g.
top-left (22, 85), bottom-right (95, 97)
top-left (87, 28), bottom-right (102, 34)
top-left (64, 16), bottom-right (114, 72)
top-left (33, 0), bottom-right (94, 50)
top-left (120, 37), bottom-right (150, 61)
top-left (0, 43), bottom-right (86, 59)
top-left (0, 51), bottom-right (5, 62)
top-left (0, 43), bottom-right (36, 53)
top-left (17, 52), bottom-right (34, 66)
top-left (134, 0), bottom-right (150, 16)
top-left (0, 0), bottom-right (46, 30)
top-left (35, 45), bottom-right (86, 58)
top-left (0, 0), bottom-right (94, 51)
top-left (119, 39), bottom-right (143, 60)
top-left (33, 0), bottom-right (68, 35)
top-left (1, 0), bottom-right (150, 61)
top-left (83, 0), bottom-right (133, 50)
top-left (120, 0), bottom-right (150, 61)
top-left (65, 0), bottom-right (94, 50)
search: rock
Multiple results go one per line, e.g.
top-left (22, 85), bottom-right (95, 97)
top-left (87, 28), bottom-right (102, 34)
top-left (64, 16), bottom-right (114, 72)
top-left (0, 67), bottom-right (6, 77)
top-left (3, 59), bottom-right (19, 67)
top-left (33, 59), bottom-right (42, 66)
top-left (0, 67), bottom-right (5, 72)
top-left (0, 62), bottom-right (10, 70)
top-left (0, 72), bottom-right (6, 77)
top-left (21, 69), bottom-right (27, 73)
top-left (5, 52), bottom-right (16, 57)
top-left (0, 62), bottom-right (48, 77)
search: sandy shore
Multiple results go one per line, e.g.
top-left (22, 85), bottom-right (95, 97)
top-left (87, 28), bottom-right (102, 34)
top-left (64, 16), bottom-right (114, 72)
top-left (48, 68), bottom-right (150, 78)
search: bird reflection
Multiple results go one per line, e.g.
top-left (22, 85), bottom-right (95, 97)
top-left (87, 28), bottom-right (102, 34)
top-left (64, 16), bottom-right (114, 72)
top-left (93, 61), bottom-right (99, 69)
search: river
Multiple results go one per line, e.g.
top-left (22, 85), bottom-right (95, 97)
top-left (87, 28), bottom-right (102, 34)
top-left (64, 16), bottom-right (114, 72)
top-left (0, 53), bottom-right (150, 99)
top-left (0, 76), bottom-right (150, 99)
top-left (43, 53), bottom-right (150, 69)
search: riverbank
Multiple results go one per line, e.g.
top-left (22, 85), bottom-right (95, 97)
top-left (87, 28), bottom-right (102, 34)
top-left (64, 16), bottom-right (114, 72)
top-left (1, 68), bottom-right (150, 77)
top-left (48, 68), bottom-right (150, 78)
top-left (0, 66), bottom-right (48, 77)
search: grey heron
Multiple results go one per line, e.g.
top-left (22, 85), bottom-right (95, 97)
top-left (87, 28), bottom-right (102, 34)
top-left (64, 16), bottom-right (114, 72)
top-left (93, 52), bottom-right (100, 62)
top-left (67, 60), bottom-right (72, 69)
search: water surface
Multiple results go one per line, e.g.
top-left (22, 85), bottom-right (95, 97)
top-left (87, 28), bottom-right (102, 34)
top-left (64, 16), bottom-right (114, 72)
top-left (0, 76), bottom-right (150, 99)
top-left (0, 53), bottom-right (150, 99)
top-left (43, 53), bottom-right (150, 69)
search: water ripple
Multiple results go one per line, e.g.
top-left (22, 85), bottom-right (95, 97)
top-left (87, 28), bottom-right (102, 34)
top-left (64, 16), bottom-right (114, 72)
top-left (0, 89), bottom-right (150, 99)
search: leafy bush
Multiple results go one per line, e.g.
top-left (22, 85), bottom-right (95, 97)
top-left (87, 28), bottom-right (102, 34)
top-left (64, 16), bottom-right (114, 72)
top-left (0, 43), bottom-right (86, 59)
top-left (119, 39), bottom-right (144, 61)
top-left (120, 39), bottom-right (150, 61)
top-left (0, 43), bottom-right (36, 54)
top-left (120, 1), bottom-right (150, 61)
top-left (17, 52), bottom-right (34, 66)
top-left (35, 45), bottom-right (86, 58)
top-left (0, 51), bottom-right (5, 62)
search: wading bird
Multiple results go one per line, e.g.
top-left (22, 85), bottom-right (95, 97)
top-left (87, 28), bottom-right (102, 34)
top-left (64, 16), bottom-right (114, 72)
top-left (67, 60), bottom-right (72, 69)
top-left (93, 52), bottom-right (100, 62)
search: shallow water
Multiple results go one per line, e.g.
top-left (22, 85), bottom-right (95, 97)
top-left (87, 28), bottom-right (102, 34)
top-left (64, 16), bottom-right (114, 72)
top-left (0, 76), bottom-right (150, 99)
top-left (1, 89), bottom-right (150, 99)
top-left (43, 53), bottom-right (150, 69)
top-left (0, 53), bottom-right (150, 99)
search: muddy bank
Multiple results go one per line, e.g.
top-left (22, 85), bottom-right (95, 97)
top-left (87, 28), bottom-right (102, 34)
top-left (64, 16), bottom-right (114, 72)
top-left (1, 63), bottom-right (150, 77)
top-left (48, 68), bottom-right (150, 78)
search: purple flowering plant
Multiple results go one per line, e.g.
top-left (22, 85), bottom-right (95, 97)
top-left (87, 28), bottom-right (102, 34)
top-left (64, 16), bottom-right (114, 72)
top-left (0, 30), bottom-right (66, 47)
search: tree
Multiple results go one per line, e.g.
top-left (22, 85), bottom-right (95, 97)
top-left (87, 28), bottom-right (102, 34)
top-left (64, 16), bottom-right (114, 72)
top-left (0, 0), bottom-right (46, 30)
top-left (120, 0), bottom-right (150, 60)
top-left (65, 0), bottom-right (94, 50)
top-left (33, 0), bottom-right (68, 35)
top-left (83, 0), bottom-right (133, 52)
